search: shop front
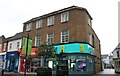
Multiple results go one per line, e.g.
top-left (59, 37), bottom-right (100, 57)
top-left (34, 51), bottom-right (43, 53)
top-left (5, 51), bottom-right (19, 72)
top-left (0, 54), bottom-right (5, 72)
top-left (53, 43), bottom-right (95, 74)
top-left (19, 47), bottom-right (41, 73)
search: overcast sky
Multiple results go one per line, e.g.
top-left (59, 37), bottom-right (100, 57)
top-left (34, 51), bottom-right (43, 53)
top-left (0, 0), bottom-right (119, 55)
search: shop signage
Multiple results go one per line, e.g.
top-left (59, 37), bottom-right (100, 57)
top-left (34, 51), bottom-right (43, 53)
top-left (54, 43), bottom-right (94, 55)
top-left (6, 51), bottom-right (19, 58)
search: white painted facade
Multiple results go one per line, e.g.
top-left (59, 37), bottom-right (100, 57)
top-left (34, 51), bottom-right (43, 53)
top-left (112, 50), bottom-right (118, 58)
top-left (6, 38), bottom-right (22, 72)
top-left (112, 43), bottom-right (120, 73)
top-left (7, 39), bottom-right (22, 52)
top-left (102, 56), bottom-right (110, 64)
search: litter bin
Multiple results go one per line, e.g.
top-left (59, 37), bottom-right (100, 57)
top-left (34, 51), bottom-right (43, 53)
top-left (36, 67), bottom-right (52, 76)
top-left (56, 66), bottom-right (68, 76)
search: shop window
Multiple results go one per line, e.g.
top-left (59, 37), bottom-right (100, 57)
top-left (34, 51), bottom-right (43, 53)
top-left (76, 59), bottom-right (87, 72)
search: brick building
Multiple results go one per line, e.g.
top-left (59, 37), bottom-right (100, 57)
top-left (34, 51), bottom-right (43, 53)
top-left (0, 35), bottom-right (6, 72)
top-left (22, 6), bottom-right (102, 74)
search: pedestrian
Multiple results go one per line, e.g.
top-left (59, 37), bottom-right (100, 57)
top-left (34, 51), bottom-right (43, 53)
top-left (1, 69), bottom-right (4, 76)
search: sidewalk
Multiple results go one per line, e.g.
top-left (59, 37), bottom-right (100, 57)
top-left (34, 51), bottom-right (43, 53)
top-left (2, 72), bottom-right (37, 76)
top-left (97, 69), bottom-right (115, 74)
top-left (93, 69), bottom-right (120, 76)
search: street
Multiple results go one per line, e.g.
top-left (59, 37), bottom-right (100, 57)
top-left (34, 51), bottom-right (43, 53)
top-left (93, 69), bottom-right (120, 76)
top-left (2, 69), bottom-right (120, 76)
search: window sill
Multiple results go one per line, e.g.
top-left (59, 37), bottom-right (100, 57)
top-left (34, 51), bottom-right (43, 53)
top-left (61, 21), bottom-right (69, 24)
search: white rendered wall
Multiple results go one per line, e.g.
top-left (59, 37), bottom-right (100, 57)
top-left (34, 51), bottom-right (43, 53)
top-left (7, 39), bottom-right (22, 52)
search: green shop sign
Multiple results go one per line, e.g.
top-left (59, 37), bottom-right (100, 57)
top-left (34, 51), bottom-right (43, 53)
top-left (54, 43), bottom-right (94, 55)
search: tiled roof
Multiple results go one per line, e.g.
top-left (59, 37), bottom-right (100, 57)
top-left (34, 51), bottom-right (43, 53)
top-left (112, 43), bottom-right (120, 53)
top-left (5, 32), bottom-right (23, 42)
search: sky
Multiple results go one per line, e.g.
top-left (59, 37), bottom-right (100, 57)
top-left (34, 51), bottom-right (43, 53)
top-left (0, 0), bottom-right (119, 55)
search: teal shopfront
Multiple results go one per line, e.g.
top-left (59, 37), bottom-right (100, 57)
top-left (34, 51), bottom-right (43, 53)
top-left (51, 43), bottom-right (95, 74)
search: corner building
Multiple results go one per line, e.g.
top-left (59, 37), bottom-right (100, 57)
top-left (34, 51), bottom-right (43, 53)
top-left (22, 6), bottom-right (102, 74)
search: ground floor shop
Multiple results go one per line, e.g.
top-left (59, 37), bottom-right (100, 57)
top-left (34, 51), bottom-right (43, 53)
top-left (5, 42), bottom-right (102, 74)
top-left (113, 58), bottom-right (120, 73)
top-left (0, 53), bottom-right (5, 72)
top-left (5, 51), bottom-right (19, 72)
top-left (19, 43), bottom-right (96, 74)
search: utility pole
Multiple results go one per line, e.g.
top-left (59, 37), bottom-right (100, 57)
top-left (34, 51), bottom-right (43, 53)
top-left (24, 33), bottom-right (29, 76)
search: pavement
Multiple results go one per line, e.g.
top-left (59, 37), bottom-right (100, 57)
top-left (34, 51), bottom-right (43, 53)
top-left (1, 69), bottom-right (120, 76)
top-left (93, 69), bottom-right (120, 76)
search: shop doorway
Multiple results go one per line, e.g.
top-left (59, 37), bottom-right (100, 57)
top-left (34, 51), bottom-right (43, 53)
top-left (6, 58), bottom-right (19, 72)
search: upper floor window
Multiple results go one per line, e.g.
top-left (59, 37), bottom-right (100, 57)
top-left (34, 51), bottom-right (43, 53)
top-left (26, 23), bottom-right (32, 31)
top-left (17, 42), bottom-right (20, 49)
top-left (0, 44), bottom-right (2, 52)
top-left (4, 43), bottom-right (6, 51)
top-left (9, 43), bottom-right (12, 50)
top-left (117, 51), bottom-right (119, 58)
top-left (47, 16), bottom-right (54, 26)
top-left (47, 33), bottom-right (54, 45)
top-left (61, 30), bottom-right (69, 43)
top-left (87, 15), bottom-right (92, 26)
top-left (36, 20), bottom-right (42, 29)
top-left (61, 12), bottom-right (69, 23)
top-left (35, 36), bottom-right (41, 46)
top-left (89, 33), bottom-right (93, 45)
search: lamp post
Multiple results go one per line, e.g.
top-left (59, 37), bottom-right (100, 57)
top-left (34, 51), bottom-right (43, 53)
top-left (24, 33), bottom-right (29, 76)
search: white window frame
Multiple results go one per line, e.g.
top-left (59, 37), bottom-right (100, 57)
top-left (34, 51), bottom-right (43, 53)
top-left (47, 33), bottom-right (54, 45)
top-left (16, 42), bottom-right (20, 49)
top-left (87, 15), bottom-right (91, 26)
top-left (3, 43), bottom-right (6, 51)
top-left (89, 33), bottom-right (92, 45)
top-left (35, 36), bottom-right (41, 46)
top-left (36, 20), bottom-right (42, 29)
top-left (61, 12), bottom-right (69, 23)
top-left (61, 30), bottom-right (69, 43)
top-left (9, 43), bottom-right (12, 50)
top-left (0, 44), bottom-right (2, 52)
top-left (26, 23), bottom-right (32, 31)
top-left (47, 16), bottom-right (54, 26)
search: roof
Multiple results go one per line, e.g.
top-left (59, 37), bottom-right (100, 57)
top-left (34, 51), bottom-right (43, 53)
top-left (0, 35), bottom-right (5, 44)
top-left (102, 54), bottom-right (109, 59)
top-left (5, 32), bottom-right (23, 42)
top-left (112, 43), bottom-right (120, 53)
top-left (24, 6), bottom-right (93, 24)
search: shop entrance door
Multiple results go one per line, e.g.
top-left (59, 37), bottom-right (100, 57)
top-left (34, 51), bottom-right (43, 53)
top-left (30, 58), bottom-right (41, 72)
top-left (6, 58), bottom-right (15, 72)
